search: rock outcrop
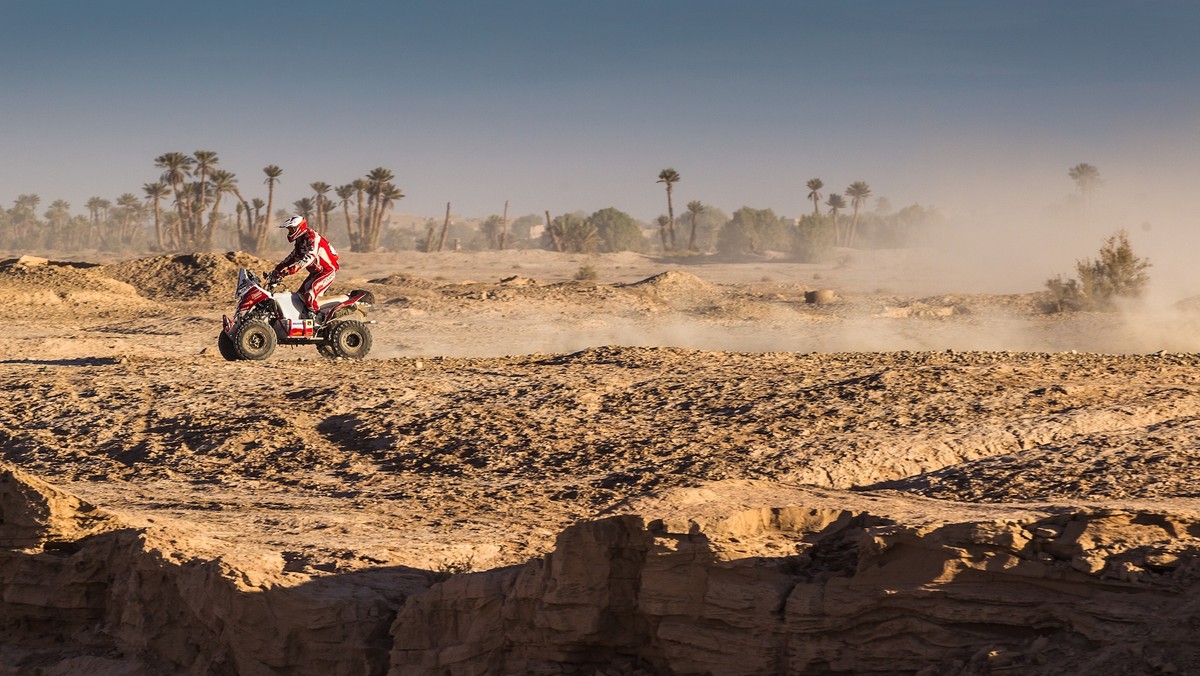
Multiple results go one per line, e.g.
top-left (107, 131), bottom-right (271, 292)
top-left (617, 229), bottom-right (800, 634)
top-left (7, 467), bottom-right (1200, 674)
top-left (392, 489), bottom-right (1200, 675)
top-left (1, 465), bottom-right (422, 675)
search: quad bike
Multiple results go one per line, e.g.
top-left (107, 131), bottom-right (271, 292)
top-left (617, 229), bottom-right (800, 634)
top-left (218, 268), bottom-right (376, 361)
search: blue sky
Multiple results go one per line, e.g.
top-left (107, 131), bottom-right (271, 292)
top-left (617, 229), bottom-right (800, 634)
top-left (2, 0), bottom-right (1198, 224)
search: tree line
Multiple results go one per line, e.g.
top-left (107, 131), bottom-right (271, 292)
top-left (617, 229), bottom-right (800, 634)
top-left (0, 151), bottom-right (405, 256)
top-left (144, 152), bottom-right (405, 255)
top-left (2, 153), bottom-right (996, 259)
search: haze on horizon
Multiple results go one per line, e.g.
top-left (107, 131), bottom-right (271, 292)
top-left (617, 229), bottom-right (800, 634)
top-left (2, 0), bottom-right (1197, 293)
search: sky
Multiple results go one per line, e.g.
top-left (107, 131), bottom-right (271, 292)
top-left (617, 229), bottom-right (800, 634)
top-left (2, 0), bottom-right (1198, 231)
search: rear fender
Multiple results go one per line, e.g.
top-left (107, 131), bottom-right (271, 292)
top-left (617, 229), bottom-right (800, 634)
top-left (326, 290), bottom-right (375, 317)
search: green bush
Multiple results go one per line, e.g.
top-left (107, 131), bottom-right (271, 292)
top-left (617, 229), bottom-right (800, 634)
top-left (716, 207), bottom-right (790, 255)
top-left (793, 214), bottom-right (836, 262)
top-left (1042, 230), bottom-right (1150, 312)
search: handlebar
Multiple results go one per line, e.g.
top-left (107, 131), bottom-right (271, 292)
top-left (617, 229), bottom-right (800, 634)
top-left (262, 271), bottom-right (282, 291)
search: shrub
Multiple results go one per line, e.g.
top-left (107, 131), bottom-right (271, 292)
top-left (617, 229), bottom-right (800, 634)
top-left (716, 207), bottom-right (790, 255)
top-left (1042, 275), bottom-right (1085, 312)
top-left (429, 554), bottom-right (475, 583)
top-left (1042, 230), bottom-right (1150, 312)
top-left (793, 214), bottom-right (836, 262)
top-left (574, 264), bottom-right (598, 281)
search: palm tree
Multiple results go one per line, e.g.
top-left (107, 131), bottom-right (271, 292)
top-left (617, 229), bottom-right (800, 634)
top-left (155, 152), bottom-right (193, 190)
top-left (229, 185), bottom-right (255, 251)
top-left (550, 213), bottom-right (599, 253)
top-left (12, 195), bottom-right (41, 245)
top-left (844, 181), bottom-right (872, 247)
top-left (826, 194), bottom-right (846, 244)
top-left (193, 150), bottom-right (218, 234)
top-left (656, 215), bottom-right (670, 251)
top-left (14, 193), bottom-right (40, 214)
top-left (112, 193), bottom-right (143, 247)
top-left (155, 152), bottom-right (194, 243)
top-left (251, 199), bottom-right (265, 232)
top-left (686, 200), bottom-right (706, 251)
top-left (206, 169), bottom-right (237, 247)
top-left (359, 167), bottom-right (396, 252)
top-left (335, 184), bottom-right (355, 247)
top-left (174, 184), bottom-right (199, 246)
top-left (293, 197), bottom-right (315, 221)
top-left (806, 178), bottom-right (824, 216)
top-left (360, 183), bottom-right (406, 251)
top-left (84, 196), bottom-right (103, 225)
top-left (1068, 163), bottom-right (1101, 210)
top-left (351, 178), bottom-right (368, 244)
top-left (657, 168), bottom-right (681, 251)
top-left (143, 182), bottom-right (170, 250)
top-left (376, 183), bottom-right (405, 248)
top-left (310, 181), bottom-right (331, 230)
top-left (84, 196), bottom-right (109, 248)
top-left (259, 165), bottom-right (283, 253)
top-left (45, 199), bottom-right (71, 244)
top-left (365, 167), bottom-right (395, 247)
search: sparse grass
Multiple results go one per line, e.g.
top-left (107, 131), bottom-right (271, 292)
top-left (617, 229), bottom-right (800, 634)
top-left (429, 554), bottom-right (475, 583)
top-left (574, 264), bottom-right (598, 281)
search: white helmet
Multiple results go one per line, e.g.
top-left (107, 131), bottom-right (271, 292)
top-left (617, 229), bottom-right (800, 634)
top-left (281, 215), bottom-right (306, 229)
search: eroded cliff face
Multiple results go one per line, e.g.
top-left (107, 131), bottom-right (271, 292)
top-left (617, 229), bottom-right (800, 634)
top-left (1, 466), bottom-right (421, 676)
top-left (6, 466), bottom-right (1200, 675)
top-left (392, 498), bottom-right (1200, 675)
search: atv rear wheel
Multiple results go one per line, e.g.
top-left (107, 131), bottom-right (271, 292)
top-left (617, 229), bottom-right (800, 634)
top-left (327, 320), bottom-right (372, 360)
top-left (316, 344), bottom-right (337, 359)
top-left (217, 332), bottom-right (239, 361)
top-left (232, 319), bottom-right (277, 360)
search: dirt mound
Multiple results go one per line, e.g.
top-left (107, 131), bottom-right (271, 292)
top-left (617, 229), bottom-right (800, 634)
top-left (0, 465), bottom-right (113, 548)
top-left (0, 257), bottom-right (147, 312)
top-left (621, 270), bottom-right (720, 311)
top-left (498, 275), bottom-right (538, 286)
top-left (626, 270), bottom-right (713, 295)
top-left (106, 251), bottom-right (274, 301)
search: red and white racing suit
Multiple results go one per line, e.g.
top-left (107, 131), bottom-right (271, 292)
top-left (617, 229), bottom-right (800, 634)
top-left (272, 224), bottom-right (340, 314)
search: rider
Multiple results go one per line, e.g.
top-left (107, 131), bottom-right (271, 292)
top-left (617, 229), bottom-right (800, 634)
top-left (269, 216), bottom-right (340, 322)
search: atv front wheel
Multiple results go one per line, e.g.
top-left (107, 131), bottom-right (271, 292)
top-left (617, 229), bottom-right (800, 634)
top-left (232, 319), bottom-right (277, 360)
top-left (327, 320), bottom-right (372, 360)
top-left (217, 332), bottom-right (240, 361)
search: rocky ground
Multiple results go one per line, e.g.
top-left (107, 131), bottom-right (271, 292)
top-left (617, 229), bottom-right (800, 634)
top-left (4, 247), bottom-right (1200, 675)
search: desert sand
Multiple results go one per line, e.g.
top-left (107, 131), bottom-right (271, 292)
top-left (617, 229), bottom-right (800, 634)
top-left (3, 247), bottom-right (1200, 675)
